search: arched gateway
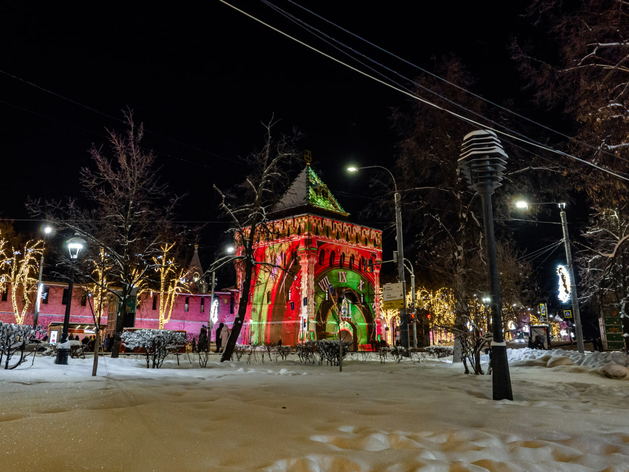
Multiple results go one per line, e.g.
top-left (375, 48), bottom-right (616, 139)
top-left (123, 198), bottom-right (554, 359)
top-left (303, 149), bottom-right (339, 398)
top-left (235, 162), bottom-right (384, 349)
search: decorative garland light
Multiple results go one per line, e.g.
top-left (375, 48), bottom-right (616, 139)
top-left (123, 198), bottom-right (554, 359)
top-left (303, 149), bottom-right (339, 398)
top-left (557, 265), bottom-right (571, 303)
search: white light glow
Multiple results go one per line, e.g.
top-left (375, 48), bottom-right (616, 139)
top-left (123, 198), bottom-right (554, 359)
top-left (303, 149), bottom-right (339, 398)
top-left (211, 299), bottom-right (219, 323)
top-left (515, 200), bottom-right (530, 210)
top-left (557, 265), bottom-right (571, 303)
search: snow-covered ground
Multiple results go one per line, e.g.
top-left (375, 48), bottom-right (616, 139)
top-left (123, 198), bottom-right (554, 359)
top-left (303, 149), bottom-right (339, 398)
top-left (1, 348), bottom-right (629, 472)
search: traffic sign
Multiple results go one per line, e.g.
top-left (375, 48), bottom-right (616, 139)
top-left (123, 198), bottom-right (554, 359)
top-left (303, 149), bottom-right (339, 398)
top-left (382, 299), bottom-right (404, 310)
top-left (383, 282), bottom-right (404, 301)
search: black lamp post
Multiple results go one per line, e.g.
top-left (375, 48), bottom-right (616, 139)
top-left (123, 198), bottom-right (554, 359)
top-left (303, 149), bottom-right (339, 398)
top-left (55, 236), bottom-right (86, 365)
top-left (459, 130), bottom-right (513, 401)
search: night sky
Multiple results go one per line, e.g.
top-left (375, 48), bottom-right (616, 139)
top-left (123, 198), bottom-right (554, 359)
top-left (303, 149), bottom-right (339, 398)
top-left (2, 1), bottom-right (547, 283)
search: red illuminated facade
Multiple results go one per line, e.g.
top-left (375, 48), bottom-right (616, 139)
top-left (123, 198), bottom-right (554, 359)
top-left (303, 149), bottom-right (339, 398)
top-left (236, 165), bottom-right (383, 349)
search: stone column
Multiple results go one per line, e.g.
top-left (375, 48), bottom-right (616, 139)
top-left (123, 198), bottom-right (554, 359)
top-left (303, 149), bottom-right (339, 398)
top-left (299, 239), bottom-right (317, 342)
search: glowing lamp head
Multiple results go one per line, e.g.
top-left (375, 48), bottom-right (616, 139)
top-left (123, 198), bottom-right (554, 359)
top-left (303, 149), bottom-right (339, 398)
top-left (346, 166), bottom-right (358, 173)
top-left (482, 296), bottom-right (491, 303)
top-left (514, 200), bottom-right (530, 211)
top-left (44, 226), bottom-right (53, 235)
top-left (226, 246), bottom-right (235, 254)
top-left (66, 236), bottom-right (86, 260)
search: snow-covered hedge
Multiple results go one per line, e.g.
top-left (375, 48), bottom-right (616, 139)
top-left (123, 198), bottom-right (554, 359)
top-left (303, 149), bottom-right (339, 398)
top-left (423, 345), bottom-right (454, 359)
top-left (121, 329), bottom-right (186, 369)
top-left (295, 340), bottom-right (349, 366)
top-left (0, 322), bottom-right (45, 370)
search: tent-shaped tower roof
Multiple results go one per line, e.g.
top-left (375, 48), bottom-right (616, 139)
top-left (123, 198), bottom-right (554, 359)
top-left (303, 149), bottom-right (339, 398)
top-left (271, 166), bottom-right (349, 219)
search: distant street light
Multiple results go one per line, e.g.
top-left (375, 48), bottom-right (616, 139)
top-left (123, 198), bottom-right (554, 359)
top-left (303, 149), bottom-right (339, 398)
top-left (33, 225), bottom-right (53, 327)
top-left (55, 235), bottom-right (86, 365)
top-left (204, 245), bottom-right (237, 351)
top-left (459, 129), bottom-right (513, 401)
top-left (514, 199), bottom-right (585, 354)
top-left (514, 200), bottom-right (530, 210)
top-left (347, 165), bottom-right (410, 350)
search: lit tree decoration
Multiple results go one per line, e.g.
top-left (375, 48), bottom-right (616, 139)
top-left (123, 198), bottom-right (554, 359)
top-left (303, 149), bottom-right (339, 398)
top-left (557, 265), bottom-right (571, 303)
top-left (415, 287), bottom-right (457, 329)
top-left (152, 243), bottom-right (188, 329)
top-left (0, 239), bottom-right (43, 325)
top-left (87, 247), bottom-right (113, 319)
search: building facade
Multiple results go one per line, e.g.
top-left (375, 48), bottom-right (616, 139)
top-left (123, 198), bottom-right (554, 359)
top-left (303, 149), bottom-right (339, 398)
top-left (0, 282), bottom-right (236, 342)
top-left (236, 165), bottom-right (383, 349)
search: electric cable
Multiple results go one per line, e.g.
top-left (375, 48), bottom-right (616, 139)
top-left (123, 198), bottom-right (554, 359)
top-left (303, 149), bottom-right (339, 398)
top-left (517, 240), bottom-right (564, 263)
top-left (0, 69), bottom-right (243, 168)
top-left (262, 0), bottom-right (562, 160)
top-left (220, 0), bottom-right (629, 183)
top-left (285, 0), bottom-right (629, 167)
top-left (262, 0), bottom-right (629, 174)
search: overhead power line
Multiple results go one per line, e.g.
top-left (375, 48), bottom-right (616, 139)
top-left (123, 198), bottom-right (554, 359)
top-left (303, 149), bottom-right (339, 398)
top-left (220, 0), bottom-right (629, 182)
top-left (285, 0), bottom-right (629, 167)
top-left (0, 69), bottom-right (243, 169)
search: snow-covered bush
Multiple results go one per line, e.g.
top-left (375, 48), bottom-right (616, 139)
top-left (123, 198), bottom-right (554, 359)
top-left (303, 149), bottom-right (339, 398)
top-left (294, 340), bottom-right (349, 366)
top-left (276, 346), bottom-right (291, 361)
top-left (121, 329), bottom-right (186, 369)
top-left (378, 346), bottom-right (411, 363)
top-left (0, 322), bottom-right (45, 370)
top-left (317, 340), bottom-right (350, 366)
top-left (295, 341), bottom-right (318, 364)
top-left (423, 345), bottom-right (453, 359)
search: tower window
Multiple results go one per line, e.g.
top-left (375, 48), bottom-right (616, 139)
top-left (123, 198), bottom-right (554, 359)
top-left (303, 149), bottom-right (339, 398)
top-left (330, 251), bottom-right (336, 267)
top-left (152, 295), bottom-right (158, 310)
top-left (185, 297), bottom-right (190, 312)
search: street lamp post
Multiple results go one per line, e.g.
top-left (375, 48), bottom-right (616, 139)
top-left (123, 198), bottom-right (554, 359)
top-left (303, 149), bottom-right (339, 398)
top-left (404, 259), bottom-right (418, 349)
top-left (55, 236), bottom-right (86, 365)
top-left (515, 200), bottom-right (584, 353)
top-left (205, 246), bottom-right (235, 351)
top-left (459, 130), bottom-right (513, 401)
top-left (33, 225), bottom-right (53, 327)
top-left (347, 165), bottom-right (410, 350)
top-left (558, 203), bottom-right (585, 354)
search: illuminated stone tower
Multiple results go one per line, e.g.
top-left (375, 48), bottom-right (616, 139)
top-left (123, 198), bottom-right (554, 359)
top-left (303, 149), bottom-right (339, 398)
top-left (237, 163), bottom-right (383, 348)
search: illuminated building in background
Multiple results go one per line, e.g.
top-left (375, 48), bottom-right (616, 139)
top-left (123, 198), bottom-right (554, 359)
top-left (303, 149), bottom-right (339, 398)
top-left (236, 164), bottom-right (383, 349)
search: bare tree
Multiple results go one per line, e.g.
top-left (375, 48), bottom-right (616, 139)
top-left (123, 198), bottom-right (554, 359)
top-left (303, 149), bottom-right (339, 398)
top-left (215, 118), bottom-right (301, 362)
top-left (392, 58), bottom-right (535, 361)
top-left (29, 110), bottom-right (181, 357)
top-left (515, 0), bottom-right (629, 318)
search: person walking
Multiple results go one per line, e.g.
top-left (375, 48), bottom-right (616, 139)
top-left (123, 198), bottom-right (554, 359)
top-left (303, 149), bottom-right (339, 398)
top-left (219, 323), bottom-right (230, 353)
top-left (198, 328), bottom-right (208, 352)
top-left (215, 323), bottom-right (223, 353)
